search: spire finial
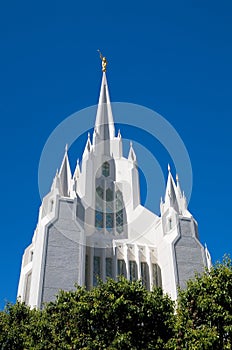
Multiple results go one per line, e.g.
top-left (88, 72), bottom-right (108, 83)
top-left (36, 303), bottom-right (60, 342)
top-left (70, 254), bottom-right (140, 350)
top-left (65, 144), bottom-right (68, 153)
top-left (168, 163), bottom-right (171, 172)
top-left (97, 49), bottom-right (108, 72)
top-left (176, 173), bottom-right (179, 182)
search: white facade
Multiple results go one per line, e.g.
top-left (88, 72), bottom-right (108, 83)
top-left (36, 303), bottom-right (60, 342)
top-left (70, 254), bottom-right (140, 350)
top-left (18, 72), bottom-right (211, 308)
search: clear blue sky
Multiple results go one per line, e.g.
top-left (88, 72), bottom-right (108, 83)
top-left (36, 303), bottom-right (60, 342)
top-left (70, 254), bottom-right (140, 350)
top-left (0, 1), bottom-right (231, 309)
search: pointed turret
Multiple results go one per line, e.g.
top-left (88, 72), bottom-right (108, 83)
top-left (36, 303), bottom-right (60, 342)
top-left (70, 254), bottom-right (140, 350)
top-left (164, 165), bottom-right (179, 213)
top-left (59, 145), bottom-right (72, 197)
top-left (94, 72), bottom-right (115, 141)
top-left (73, 159), bottom-right (80, 180)
top-left (176, 174), bottom-right (182, 196)
top-left (128, 141), bottom-right (137, 163)
top-left (161, 166), bottom-right (190, 216)
top-left (51, 169), bottom-right (62, 194)
top-left (83, 132), bottom-right (92, 159)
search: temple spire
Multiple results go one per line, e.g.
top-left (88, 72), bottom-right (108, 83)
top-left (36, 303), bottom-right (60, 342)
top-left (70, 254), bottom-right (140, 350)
top-left (94, 71), bottom-right (115, 142)
top-left (163, 167), bottom-right (180, 213)
top-left (59, 145), bottom-right (72, 197)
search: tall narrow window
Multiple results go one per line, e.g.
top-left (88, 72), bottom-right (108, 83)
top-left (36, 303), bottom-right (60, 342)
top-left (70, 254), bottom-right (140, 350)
top-left (116, 191), bottom-right (124, 233)
top-left (152, 263), bottom-right (162, 288)
top-left (50, 200), bottom-right (54, 212)
top-left (129, 260), bottom-right (138, 281)
top-left (96, 186), bottom-right (104, 200)
top-left (141, 262), bottom-right (150, 289)
top-left (106, 188), bottom-right (114, 232)
top-left (117, 259), bottom-right (126, 278)
top-left (95, 211), bottom-right (103, 229)
top-left (24, 272), bottom-right (32, 305)
top-left (168, 218), bottom-right (172, 230)
top-left (95, 186), bottom-right (104, 229)
top-left (106, 213), bottom-right (114, 231)
top-left (106, 257), bottom-right (113, 278)
top-left (102, 162), bottom-right (110, 177)
top-left (93, 256), bottom-right (101, 286)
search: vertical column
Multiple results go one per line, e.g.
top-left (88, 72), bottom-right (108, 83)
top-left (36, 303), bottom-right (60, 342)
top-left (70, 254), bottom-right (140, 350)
top-left (113, 245), bottom-right (117, 279)
top-left (125, 244), bottom-right (129, 281)
top-left (136, 245), bottom-right (140, 280)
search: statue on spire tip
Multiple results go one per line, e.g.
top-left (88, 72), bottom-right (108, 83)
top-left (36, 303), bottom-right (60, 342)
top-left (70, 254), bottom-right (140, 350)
top-left (97, 49), bottom-right (108, 72)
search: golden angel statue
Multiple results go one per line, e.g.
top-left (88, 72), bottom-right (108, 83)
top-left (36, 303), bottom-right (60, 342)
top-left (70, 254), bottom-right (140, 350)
top-left (97, 49), bottom-right (108, 72)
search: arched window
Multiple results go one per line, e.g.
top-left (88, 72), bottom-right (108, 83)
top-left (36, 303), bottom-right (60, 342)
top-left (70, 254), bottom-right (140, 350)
top-left (95, 187), bottom-right (124, 233)
top-left (106, 188), bottom-right (113, 202)
top-left (96, 186), bottom-right (104, 199)
top-left (102, 162), bottom-right (110, 177)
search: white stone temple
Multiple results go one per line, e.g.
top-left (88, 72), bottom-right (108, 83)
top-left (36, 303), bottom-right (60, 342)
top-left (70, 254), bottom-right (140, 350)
top-left (17, 68), bottom-right (211, 309)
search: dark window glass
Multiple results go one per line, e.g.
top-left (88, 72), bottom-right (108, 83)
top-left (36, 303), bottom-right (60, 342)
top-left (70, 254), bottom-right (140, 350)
top-left (141, 262), bottom-right (150, 289)
top-left (117, 259), bottom-right (126, 278)
top-left (129, 260), bottom-right (138, 281)
top-left (93, 256), bottom-right (101, 286)
top-left (24, 272), bottom-right (32, 305)
top-left (152, 263), bottom-right (162, 288)
top-left (106, 257), bottom-right (113, 278)
top-left (95, 211), bottom-right (103, 229)
top-left (102, 162), bottom-right (110, 177)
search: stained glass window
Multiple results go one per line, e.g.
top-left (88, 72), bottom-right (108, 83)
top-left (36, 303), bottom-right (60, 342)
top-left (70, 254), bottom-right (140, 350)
top-left (106, 188), bottom-right (113, 201)
top-left (95, 211), bottom-right (103, 229)
top-left (106, 213), bottom-right (114, 230)
top-left (102, 162), bottom-right (110, 177)
top-left (96, 186), bottom-right (104, 199)
top-left (96, 186), bottom-right (103, 213)
top-left (116, 191), bottom-right (123, 233)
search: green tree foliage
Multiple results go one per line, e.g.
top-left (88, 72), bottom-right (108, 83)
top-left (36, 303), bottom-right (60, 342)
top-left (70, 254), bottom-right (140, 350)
top-left (0, 278), bottom-right (174, 349)
top-left (1, 259), bottom-right (232, 349)
top-left (170, 256), bottom-right (232, 350)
